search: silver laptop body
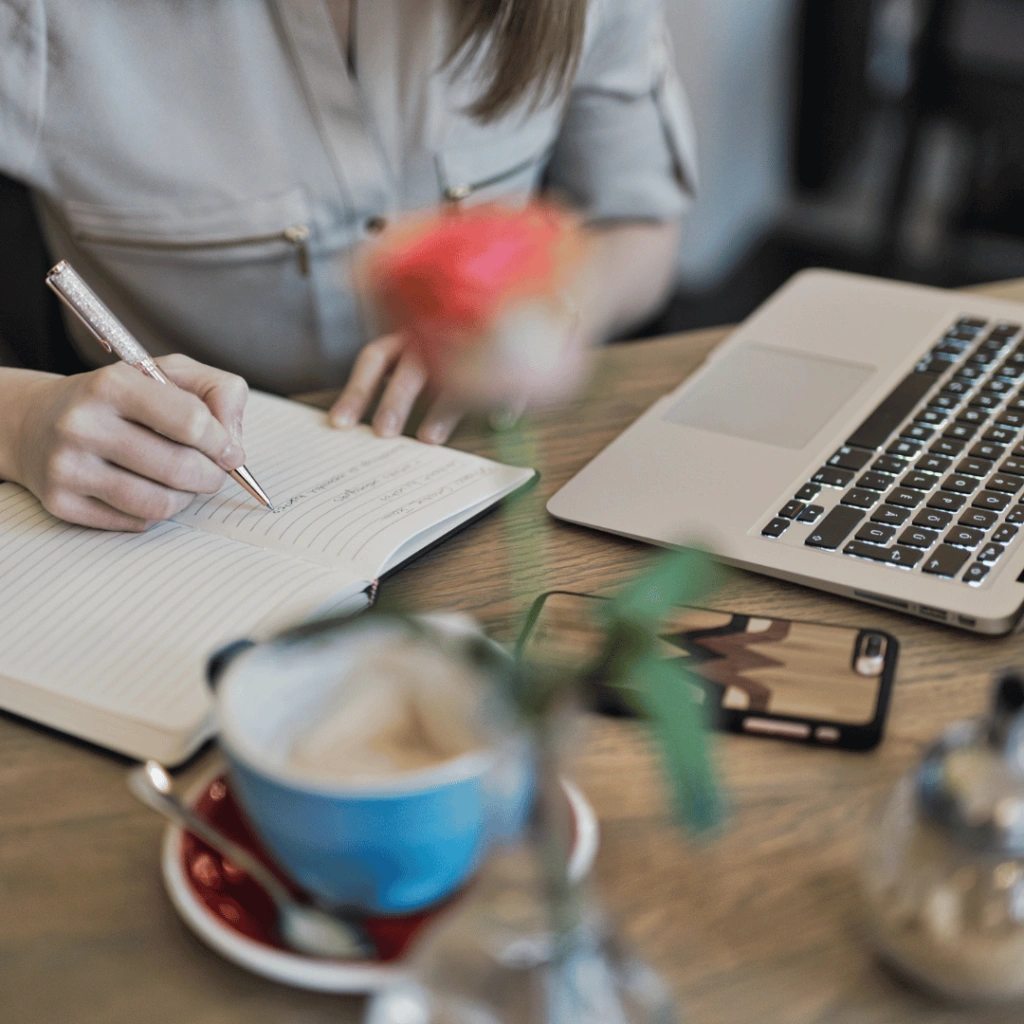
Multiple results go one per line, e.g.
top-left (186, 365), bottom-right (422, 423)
top-left (548, 269), bottom-right (1024, 634)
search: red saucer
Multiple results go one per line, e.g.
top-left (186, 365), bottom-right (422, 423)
top-left (181, 775), bottom-right (453, 961)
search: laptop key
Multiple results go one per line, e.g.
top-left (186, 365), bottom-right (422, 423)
top-left (928, 491), bottom-right (968, 512)
top-left (987, 473), bottom-right (1024, 494)
top-left (886, 545), bottom-right (923, 568)
top-left (813, 466), bottom-right (856, 488)
top-left (945, 526), bottom-right (985, 549)
top-left (843, 541), bottom-right (922, 568)
top-left (973, 490), bottom-right (1012, 512)
top-left (984, 426), bottom-right (1018, 445)
top-left (1003, 505), bottom-right (1024, 525)
top-left (842, 488), bottom-right (879, 509)
top-left (983, 378), bottom-right (1014, 395)
top-left (795, 483), bottom-right (821, 501)
top-left (955, 408), bottom-right (989, 426)
top-left (970, 442), bottom-right (1006, 461)
top-left (969, 393), bottom-right (1001, 409)
top-left (899, 526), bottom-right (939, 548)
top-left (828, 446), bottom-right (873, 471)
top-left (998, 410), bottom-right (1024, 428)
top-left (857, 471), bottom-right (892, 492)
top-left (872, 504), bottom-right (912, 526)
top-left (941, 474), bottom-right (979, 494)
top-left (872, 455), bottom-right (908, 475)
top-left (944, 423), bottom-right (979, 442)
top-left (959, 508), bottom-right (999, 529)
top-left (916, 408), bottom-right (949, 425)
top-left (888, 439), bottom-right (923, 459)
top-left (915, 508), bottom-right (954, 529)
top-left (956, 457), bottom-right (994, 477)
top-left (901, 423), bottom-right (934, 442)
top-left (1002, 457), bottom-right (1024, 475)
top-left (931, 439), bottom-right (966, 457)
top-left (805, 506), bottom-right (864, 549)
top-left (900, 471), bottom-right (937, 490)
top-left (978, 542), bottom-right (1006, 564)
top-left (922, 544), bottom-right (971, 577)
top-left (963, 562), bottom-right (991, 585)
top-left (956, 364), bottom-right (985, 381)
top-left (993, 524), bottom-right (1019, 544)
top-left (857, 523), bottom-right (896, 544)
top-left (779, 500), bottom-right (806, 518)
top-left (887, 487), bottom-right (925, 508)
top-left (931, 393), bottom-right (962, 410)
top-left (956, 317), bottom-right (988, 330)
top-left (916, 454), bottom-right (953, 475)
top-left (846, 370), bottom-right (941, 450)
top-left (762, 518), bottom-right (790, 538)
top-left (797, 504), bottom-right (824, 523)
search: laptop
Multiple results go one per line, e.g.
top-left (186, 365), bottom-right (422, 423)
top-left (548, 269), bottom-right (1024, 634)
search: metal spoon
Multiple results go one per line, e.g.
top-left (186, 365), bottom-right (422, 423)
top-left (128, 760), bottom-right (373, 960)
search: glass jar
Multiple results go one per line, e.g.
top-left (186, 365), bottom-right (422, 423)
top-left (863, 674), bottom-right (1024, 1001)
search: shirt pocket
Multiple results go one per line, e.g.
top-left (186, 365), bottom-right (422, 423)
top-left (435, 127), bottom-right (555, 206)
top-left (62, 187), bottom-right (314, 276)
top-left (57, 188), bottom-right (333, 394)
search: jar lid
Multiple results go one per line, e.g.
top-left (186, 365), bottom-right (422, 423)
top-left (917, 674), bottom-right (1024, 855)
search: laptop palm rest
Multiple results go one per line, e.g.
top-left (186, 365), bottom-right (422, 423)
top-left (663, 342), bottom-right (876, 449)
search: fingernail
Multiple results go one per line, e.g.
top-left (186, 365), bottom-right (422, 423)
top-left (421, 423), bottom-right (447, 445)
top-left (221, 442), bottom-right (245, 470)
top-left (331, 407), bottom-right (356, 428)
top-left (376, 411), bottom-right (398, 437)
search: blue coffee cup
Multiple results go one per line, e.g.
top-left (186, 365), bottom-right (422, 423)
top-left (208, 615), bottom-right (532, 915)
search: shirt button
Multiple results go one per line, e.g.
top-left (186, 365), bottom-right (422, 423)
top-left (365, 216), bottom-right (387, 234)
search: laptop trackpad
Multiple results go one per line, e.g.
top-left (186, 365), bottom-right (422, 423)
top-left (664, 342), bottom-right (876, 450)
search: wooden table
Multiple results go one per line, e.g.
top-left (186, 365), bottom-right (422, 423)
top-left (5, 279), bottom-right (1024, 1024)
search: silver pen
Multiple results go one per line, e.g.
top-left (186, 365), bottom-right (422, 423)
top-left (45, 260), bottom-right (273, 509)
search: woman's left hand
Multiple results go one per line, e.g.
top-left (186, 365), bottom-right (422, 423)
top-left (328, 332), bottom-right (467, 444)
top-left (328, 311), bottom-right (588, 444)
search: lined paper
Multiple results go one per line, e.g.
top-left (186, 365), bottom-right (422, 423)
top-left (0, 485), bottom-right (361, 731)
top-left (174, 392), bottom-right (533, 579)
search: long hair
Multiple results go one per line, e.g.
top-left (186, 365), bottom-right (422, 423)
top-left (447, 0), bottom-right (588, 121)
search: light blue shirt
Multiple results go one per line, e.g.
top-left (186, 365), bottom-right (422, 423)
top-left (0, 0), bottom-right (697, 393)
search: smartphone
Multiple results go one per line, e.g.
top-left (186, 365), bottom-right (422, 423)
top-left (518, 591), bottom-right (899, 751)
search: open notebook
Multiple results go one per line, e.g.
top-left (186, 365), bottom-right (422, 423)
top-left (0, 391), bottom-right (533, 764)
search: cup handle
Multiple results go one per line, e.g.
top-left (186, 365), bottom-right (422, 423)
top-left (206, 639), bottom-right (257, 692)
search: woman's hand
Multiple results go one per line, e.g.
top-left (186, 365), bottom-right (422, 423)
top-left (5, 355), bottom-right (248, 531)
top-left (328, 333), bottom-right (467, 444)
top-left (328, 317), bottom-right (587, 444)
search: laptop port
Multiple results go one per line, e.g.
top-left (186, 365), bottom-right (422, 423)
top-left (959, 615), bottom-right (977, 627)
top-left (918, 605), bottom-right (947, 621)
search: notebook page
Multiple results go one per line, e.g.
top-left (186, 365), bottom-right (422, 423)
top-left (0, 484), bottom-right (363, 733)
top-left (174, 392), bottom-right (533, 581)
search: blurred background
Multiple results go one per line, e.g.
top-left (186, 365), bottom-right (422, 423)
top-left (647, 0), bottom-right (1024, 335)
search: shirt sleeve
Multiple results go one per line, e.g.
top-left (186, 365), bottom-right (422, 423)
top-left (544, 0), bottom-right (697, 223)
top-left (0, 0), bottom-right (46, 181)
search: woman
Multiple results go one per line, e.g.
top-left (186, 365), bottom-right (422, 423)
top-left (0, 0), bottom-right (696, 531)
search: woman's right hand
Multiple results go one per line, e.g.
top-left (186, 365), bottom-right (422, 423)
top-left (2, 355), bottom-right (248, 531)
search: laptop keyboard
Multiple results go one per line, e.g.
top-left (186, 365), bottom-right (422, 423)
top-left (760, 316), bottom-right (1024, 586)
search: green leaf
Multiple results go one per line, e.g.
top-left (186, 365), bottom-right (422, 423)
top-left (599, 546), bottom-right (725, 834)
top-left (606, 548), bottom-right (722, 630)
top-left (629, 654), bottom-right (724, 833)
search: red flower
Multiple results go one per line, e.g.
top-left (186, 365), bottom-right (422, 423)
top-left (366, 204), bottom-right (580, 376)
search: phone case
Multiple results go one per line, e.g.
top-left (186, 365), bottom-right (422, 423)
top-left (518, 591), bottom-right (899, 750)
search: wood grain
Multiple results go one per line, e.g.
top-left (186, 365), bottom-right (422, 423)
top-left (4, 283), bottom-right (1024, 1024)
